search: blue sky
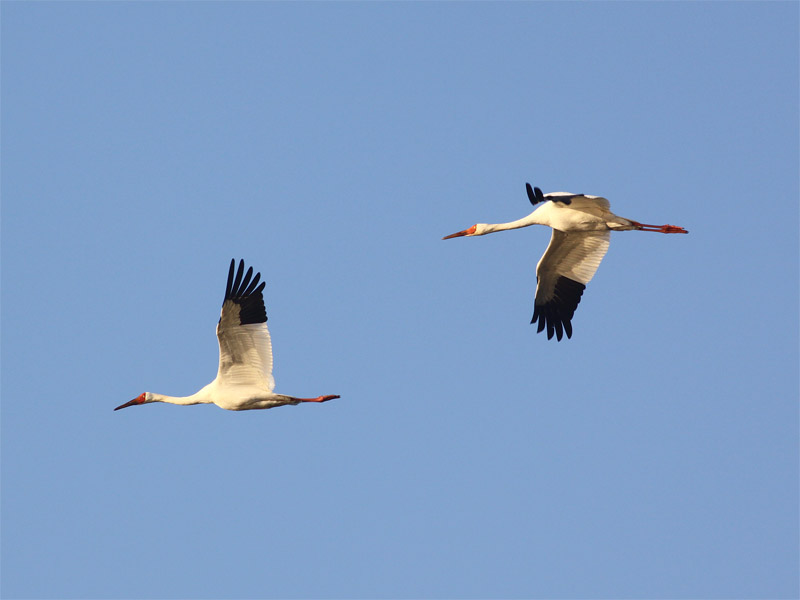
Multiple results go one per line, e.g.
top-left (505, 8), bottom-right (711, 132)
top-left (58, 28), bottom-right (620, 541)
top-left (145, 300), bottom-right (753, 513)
top-left (2, 3), bottom-right (797, 599)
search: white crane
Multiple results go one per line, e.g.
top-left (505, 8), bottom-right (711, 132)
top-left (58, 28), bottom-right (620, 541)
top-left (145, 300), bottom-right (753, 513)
top-left (443, 183), bottom-right (688, 341)
top-left (115, 259), bottom-right (339, 411)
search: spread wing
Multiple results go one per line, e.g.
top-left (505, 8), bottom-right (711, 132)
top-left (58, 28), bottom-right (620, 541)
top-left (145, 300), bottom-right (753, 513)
top-left (545, 192), bottom-right (611, 215)
top-left (527, 184), bottom-right (612, 216)
top-left (531, 230), bottom-right (610, 341)
top-left (216, 259), bottom-right (275, 391)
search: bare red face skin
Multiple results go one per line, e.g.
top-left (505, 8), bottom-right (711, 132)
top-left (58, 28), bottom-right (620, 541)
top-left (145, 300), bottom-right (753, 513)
top-left (442, 224), bottom-right (477, 240)
top-left (114, 392), bottom-right (146, 411)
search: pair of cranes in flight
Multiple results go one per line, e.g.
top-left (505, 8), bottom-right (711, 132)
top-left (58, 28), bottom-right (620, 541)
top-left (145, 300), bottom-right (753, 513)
top-left (114, 183), bottom-right (688, 413)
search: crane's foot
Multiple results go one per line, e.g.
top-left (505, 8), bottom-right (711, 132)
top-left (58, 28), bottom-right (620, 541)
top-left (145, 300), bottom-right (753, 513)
top-left (632, 221), bottom-right (688, 234)
top-left (300, 395), bottom-right (340, 403)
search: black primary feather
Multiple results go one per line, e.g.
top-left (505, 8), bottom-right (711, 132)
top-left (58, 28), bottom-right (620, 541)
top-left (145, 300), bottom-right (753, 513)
top-left (223, 259), bottom-right (267, 325)
top-left (526, 182), bottom-right (546, 206)
top-left (531, 276), bottom-right (585, 341)
top-left (526, 182), bottom-right (574, 206)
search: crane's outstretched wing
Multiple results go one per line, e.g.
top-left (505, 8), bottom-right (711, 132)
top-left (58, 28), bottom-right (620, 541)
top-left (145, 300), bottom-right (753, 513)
top-left (216, 259), bottom-right (275, 391)
top-left (532, 230), bottom-right (610, 341)
top-left (526, 183), bottom-right (612, 213)
top-left (527, 184), bottom-right (578, 206)
top-left (547, 193), bottom-right (611, 215)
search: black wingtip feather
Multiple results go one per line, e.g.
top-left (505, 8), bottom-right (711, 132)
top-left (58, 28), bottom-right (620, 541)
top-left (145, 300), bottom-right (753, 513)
top-left (526, 182), bottom-right (537, 206)
top-left (526, 182), bottom-right (546, 206)
top-left (225, 259), bottom-right (236, 299)
top-left (531, 276), bottom-right (585, 341)
top-left (231, 259), bottom-right (245, 298)
top-left (223, 259), bottom-right (268, 325)
top-left (242, 271), bottom-right (262, 297)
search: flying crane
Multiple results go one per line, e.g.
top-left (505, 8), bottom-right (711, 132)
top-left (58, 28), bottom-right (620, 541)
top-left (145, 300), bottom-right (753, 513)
top-left (115, 259), bottom-right (339, 411)
top-left (443, 183), bottom-right (688, 340)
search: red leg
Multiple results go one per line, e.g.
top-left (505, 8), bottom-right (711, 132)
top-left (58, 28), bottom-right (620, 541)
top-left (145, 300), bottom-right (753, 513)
top-left (631, 221), bottom-right (688, 234)
top-left (297, 395), bottom-right (340, 403)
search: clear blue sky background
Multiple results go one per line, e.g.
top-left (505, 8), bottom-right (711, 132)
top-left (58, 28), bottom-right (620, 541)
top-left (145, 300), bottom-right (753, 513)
top-left (2, 3), bottom-right (797, 599)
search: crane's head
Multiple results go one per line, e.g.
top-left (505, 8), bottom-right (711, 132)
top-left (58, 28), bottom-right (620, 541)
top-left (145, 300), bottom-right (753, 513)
top-left (114, 392), bottom-right (149, 411)
top-left (442, 224), bottom-right (489, 239)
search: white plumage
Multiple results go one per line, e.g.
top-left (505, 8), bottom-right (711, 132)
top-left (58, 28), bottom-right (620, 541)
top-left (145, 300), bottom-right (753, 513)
top-left (115, 259), bottom-right (339, 411)
top-left (443, 183), bottom-right (688, 341)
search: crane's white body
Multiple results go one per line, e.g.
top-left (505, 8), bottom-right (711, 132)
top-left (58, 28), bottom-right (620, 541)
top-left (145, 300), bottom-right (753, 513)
top-left (116, 260), bottom-right (338, 412)
top-left (479, 192), bottom-right (634, 235)
top-left (480, 194), bottom-right (635, 301)
top-left (443, 185), bottom-right (687, 340)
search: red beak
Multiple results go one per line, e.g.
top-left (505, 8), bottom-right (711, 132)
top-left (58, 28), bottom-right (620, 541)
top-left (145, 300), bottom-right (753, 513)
top-left (442, 225), bottom-right (477, 240)
top-left (114, 393), bottom-right (146, 411)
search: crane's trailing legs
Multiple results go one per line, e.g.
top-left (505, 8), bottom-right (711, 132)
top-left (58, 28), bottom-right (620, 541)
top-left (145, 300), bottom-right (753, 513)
top-left (631, 221), bottom-right (688, 234)
top-left (294, 395), bottom-right (340, 403)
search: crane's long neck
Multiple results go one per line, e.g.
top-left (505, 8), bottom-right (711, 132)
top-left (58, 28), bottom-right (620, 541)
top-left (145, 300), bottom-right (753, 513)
top-left (147, 390), bottom-right (213, 406)
top-left (482, 212), bottom-right (544, 234)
